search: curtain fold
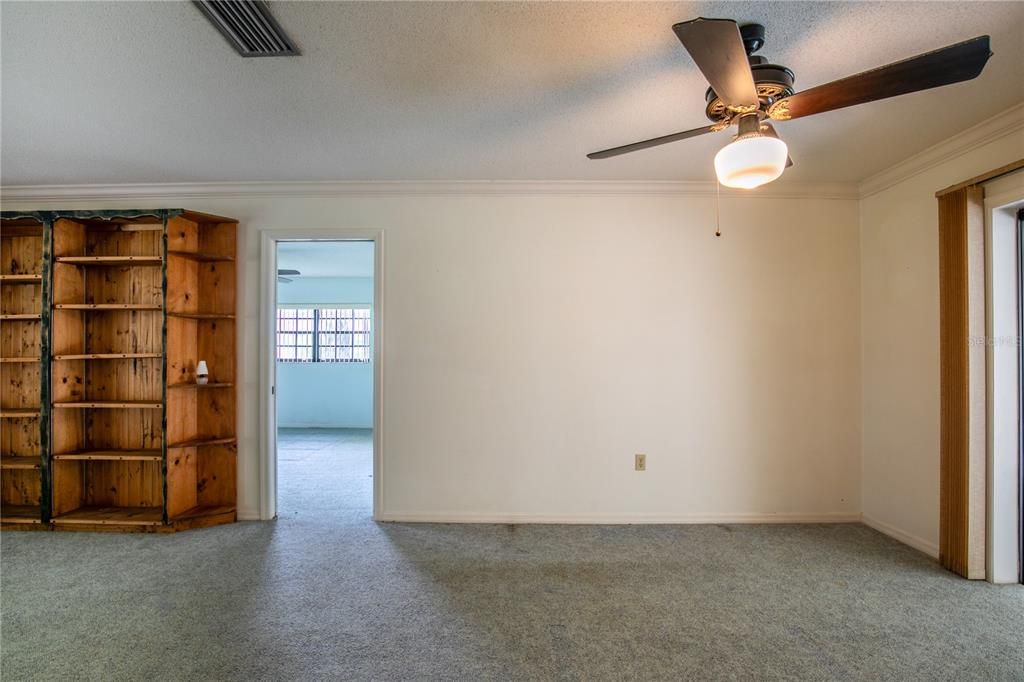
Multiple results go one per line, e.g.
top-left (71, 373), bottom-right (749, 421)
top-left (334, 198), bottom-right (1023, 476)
top-left (937, 185), bottom-right (986, 578)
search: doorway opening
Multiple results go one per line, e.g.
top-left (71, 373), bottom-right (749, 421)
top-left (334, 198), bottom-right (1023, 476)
top-left (272, 240), bottom-right (376, 519)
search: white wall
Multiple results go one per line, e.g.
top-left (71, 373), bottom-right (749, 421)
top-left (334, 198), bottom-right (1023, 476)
top-left (277, 276), bottom-right (373, 306)
top-left (277, 362), bottom-right (373, 428)
top-left (4, 188), bottom-right (862, 522)
top-left (858, 105), bottom-right (1024, 556)
top-left (277, 275), bottom-right (374, 429)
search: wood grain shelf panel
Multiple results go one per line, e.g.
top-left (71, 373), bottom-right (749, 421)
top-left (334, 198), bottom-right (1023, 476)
top-left (170, 505), bottom-right (235, 522)
top-left (0, 456), bottom-right (41, 469)
top-left (167, 382), bottom-right (234, 389)
top-left (0, 357), bottom-right (40, 363)
top-left (167, 437), bottom-right (236, 449)
top-left (52, 506), bottom-right (163, 526)
top-left (0, 505), bottom-right (42, 524)
top-left (167, 251), bottom-right (234, 262)
top-left (54, 304), bottom-right (162, 311)
top-left (0, 314), bottom-right (41, 321)
top-left (0, 410), bottom-right (40, 418)
top-left (166, 312), bottom-right (235, 320)
top-left (54, 353), bottom-right (162, 361)
top-left (53, 401), bottom-right (163, 409)
top-left (53, 450), bottom-right (162, 461)
top-left (56, 256), bottom-right (162, 266)
top-left (0, 224), bottom-right (43, 236)
top-left (0, 274), bottom-right (42, 282)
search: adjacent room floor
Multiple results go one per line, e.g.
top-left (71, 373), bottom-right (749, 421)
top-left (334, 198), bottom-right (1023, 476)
top-left (1, 432), bottom-right (1022, 680)
top-left (277, 427), bottom-right (374, 519)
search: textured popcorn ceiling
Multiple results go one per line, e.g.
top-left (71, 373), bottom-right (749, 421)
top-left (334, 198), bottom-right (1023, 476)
top-left (1, 1), bottom-right (1022, 185)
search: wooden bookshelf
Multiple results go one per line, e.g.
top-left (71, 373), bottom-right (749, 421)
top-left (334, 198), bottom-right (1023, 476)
top-left (164, 212), bottom-right (238, 525)
top-left (49, 214), bottom-right (168, 530)
top-left (52, 450), bottom-right (162, 461)
top-left (0, 209), bottom-right (238, 532)
top-left (55, 256), bottom-right (162, 266)
top-left (0, 216), bottom-right (48, 527)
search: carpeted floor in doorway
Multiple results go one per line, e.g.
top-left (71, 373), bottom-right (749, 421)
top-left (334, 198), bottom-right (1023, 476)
top-left (2, 428), bottom-right (1022, 680)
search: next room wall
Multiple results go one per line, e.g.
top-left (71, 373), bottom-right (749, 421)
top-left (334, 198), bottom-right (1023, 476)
top-left (277, 275), bottom-right (374, 428)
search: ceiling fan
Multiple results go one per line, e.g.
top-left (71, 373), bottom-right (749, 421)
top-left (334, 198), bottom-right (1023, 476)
top-left (588, 19), bottom-right (992, 189)
top-left (278, 268), bottom-right (300, 283)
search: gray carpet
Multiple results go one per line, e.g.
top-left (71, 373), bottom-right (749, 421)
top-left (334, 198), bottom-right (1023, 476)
top-left (2, 428), bottom-right (1022, 681)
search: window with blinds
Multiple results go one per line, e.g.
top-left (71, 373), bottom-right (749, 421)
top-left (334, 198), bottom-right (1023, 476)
top-left (276, 307), bottom-right (371, 362)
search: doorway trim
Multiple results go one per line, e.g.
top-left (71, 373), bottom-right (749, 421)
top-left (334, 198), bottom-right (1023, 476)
top-left (259, 228), bottom-right (385, 521)
top-left (984, 180), bottom-right (1024, 583)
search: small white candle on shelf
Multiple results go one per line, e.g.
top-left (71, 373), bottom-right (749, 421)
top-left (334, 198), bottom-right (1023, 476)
top-left (196, 360), bottom-right (209, 385)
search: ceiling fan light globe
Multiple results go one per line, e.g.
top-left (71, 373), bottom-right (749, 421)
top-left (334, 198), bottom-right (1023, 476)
top-left (713, 135), bottom-right (789, 189)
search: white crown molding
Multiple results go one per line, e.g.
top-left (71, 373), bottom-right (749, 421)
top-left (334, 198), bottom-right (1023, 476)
top-left (861, 514), bottom-right (939, 558)
top-left (858, 103), bottom-right (1024, 199)
top-left (0, 179), bottom-right (859, 203)
top-left (376, 510), bottom-right (863, 524)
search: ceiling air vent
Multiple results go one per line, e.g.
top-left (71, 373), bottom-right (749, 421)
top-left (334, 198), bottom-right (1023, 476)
top-left (193, 1), bottom-right (299, 57)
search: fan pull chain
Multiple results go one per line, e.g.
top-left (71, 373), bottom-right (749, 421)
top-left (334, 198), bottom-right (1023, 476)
top-left (714, 180), bottom-right (722, 237)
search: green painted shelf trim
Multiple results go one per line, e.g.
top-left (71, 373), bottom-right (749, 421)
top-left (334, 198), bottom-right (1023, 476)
top-left (2, 209), bottom-right (185, 222)
top-left (40, 218), bottom-right (52, 522)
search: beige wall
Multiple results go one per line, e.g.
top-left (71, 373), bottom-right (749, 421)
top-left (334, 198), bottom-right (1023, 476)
top-left (859, 110), bottom-right (1024, 556)
top-left (4, 190), bottom-right (862, 522)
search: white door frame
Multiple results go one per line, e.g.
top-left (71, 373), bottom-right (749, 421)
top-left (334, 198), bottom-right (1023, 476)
top-left (259, 228), bottom-right (385, 521)
top-left (984, 181), bottom-right (1024, 583)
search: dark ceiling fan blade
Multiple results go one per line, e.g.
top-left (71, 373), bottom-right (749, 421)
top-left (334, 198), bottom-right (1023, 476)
top-left (278, 269), bottom-right (300, 276)
top-left (760, 122), bottom-right (793, 168)
top-left (768, 35), bottom-right (992, 121)
top-left (672, 18), bottom-right (759, 110)
top-left (587, 124), bottom-right (718, 159)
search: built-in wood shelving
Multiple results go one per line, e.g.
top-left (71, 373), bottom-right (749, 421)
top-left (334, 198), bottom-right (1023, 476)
top-left (167, 250), bottom-right (234, 262)
top-left (1, 209), bottom-right (238, 531)
top-left (0, 456), bottom-right (42, 469)
top-left (53, 401), bottom-right (163, 409)
top-left (170, 505), bottom-right (235, 522)
top-left (167, 437), bottom-right (237, 449)
top-left (167, 312), bottom-right (235, 320)
top-left (53, 353), bottom-right (162, 361)
top-left (52, 450), bottom-right (162, 461)
top-left (1, 505), bottom-right (43, 524)
top-left (52, 506), bottom-right (163, 526)
top-left (0, 409), bottom-right (40, 418)
top-left (54, 303), bottom-right (163, 311)
top-left (0, 215), bottom-right (47, 526)
top-left (56, 256), bottom-right (162, 266)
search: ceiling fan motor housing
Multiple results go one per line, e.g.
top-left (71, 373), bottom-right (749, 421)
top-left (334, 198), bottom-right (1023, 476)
top-left (704, 23), bottom-right (795, 122)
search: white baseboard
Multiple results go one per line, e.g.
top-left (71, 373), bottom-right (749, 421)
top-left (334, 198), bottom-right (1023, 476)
top-left (861, 514), bottom-right (940, 558)
top-left (236, 508), bottom-right (261, 521)
top-left (376, 511), bottom-right (862, 524)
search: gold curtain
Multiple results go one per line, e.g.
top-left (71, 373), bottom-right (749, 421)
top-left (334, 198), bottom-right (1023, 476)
top-left (937, 186), bottom-right (985, 578)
